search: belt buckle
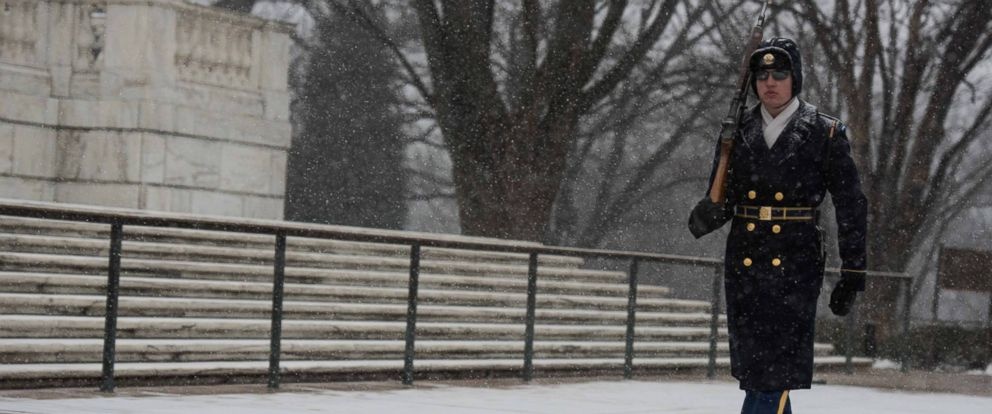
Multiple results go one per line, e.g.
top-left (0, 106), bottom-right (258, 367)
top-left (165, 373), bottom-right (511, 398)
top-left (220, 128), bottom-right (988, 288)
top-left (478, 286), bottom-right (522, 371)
top-left (759, 206), bottom-right (772, 221)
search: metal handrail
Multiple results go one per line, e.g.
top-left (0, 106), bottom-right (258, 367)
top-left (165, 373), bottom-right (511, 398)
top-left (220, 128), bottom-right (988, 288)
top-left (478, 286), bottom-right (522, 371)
top-left (0, 199), bottom-right (912, 390)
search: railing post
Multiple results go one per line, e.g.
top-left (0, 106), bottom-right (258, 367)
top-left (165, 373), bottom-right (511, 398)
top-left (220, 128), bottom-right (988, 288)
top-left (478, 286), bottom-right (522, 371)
top-left (523, 252), bottom-right (539, 382)
top-left (402, 244), bottom-right (421, 385)
top-left (707, 265), bottom-right (722, 379)
top-left (844, 289), bottom-right (856, 375)
top-left (624, 258), bottom-right (640, 380)
top-left (900, 278), bottom-right (913, 373)
top-left (100, 222), bottom-right (123, 392)
top-left (268, 232), bottom-right (287, 389)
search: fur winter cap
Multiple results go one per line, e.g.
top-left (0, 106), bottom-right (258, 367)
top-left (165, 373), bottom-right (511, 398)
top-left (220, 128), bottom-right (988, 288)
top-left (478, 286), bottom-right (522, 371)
top-left (748, 37), bottom-right (804, 97)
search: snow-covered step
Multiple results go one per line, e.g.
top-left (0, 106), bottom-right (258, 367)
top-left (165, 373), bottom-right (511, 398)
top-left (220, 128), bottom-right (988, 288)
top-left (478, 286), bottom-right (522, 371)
top-left (0, 272), bottom-right (705, 312)
top-left (0, 315), bottom-right (728, 341)
top-left (0, 251), bottom-right (632, 286)
top-left (0, 339), bottom-right (834, 364)
top-left (0, 356), bottom-right (872, 385)
top-left (0, 251), bottom-right (663, 298)
top-left (0, 216), bottom-right (584, 268)
top-left (0, 293), bottom-right (724, 327)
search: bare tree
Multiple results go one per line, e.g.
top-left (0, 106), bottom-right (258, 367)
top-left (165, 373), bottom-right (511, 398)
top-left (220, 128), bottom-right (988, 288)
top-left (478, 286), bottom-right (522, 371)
top-left (324, 0), bottom-right (738, 242)
top-left (781, 0), bottom-right (992, 329)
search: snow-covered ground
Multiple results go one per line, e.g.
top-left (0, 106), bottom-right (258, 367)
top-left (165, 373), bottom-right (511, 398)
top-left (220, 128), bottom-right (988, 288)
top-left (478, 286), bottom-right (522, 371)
top-left (3, 380), bottom-right (992, 413)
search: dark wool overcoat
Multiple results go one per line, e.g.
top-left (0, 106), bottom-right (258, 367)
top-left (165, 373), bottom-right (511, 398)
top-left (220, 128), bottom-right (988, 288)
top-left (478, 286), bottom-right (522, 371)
top-left (707, 100), bottom-right (868, 391)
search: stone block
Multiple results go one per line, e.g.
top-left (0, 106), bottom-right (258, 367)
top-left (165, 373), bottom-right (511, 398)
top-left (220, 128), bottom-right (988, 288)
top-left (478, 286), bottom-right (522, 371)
top-left (163, 136), bottom-right (221, 189)
top-left (0, 67), bottom-right (52, 97)
top-left (0, 91), bottom-right (58, 125)
top-left (56, 131), bottom-right (141, 182)
top-left (175, 86), bottom-right (264, 118)
top-left (0, 176), bottom-right (54, 201)
top-left (220, 143), bottom-right (273, 194)
top-left (48, 65), bottom-right (72, 98)
top-left (258, 29), bottom-right (290, 91)
top-left (140, 133), bottom-right (166, 184)
top-left (173, 105), bottom-right (290, 148)
top-left (262, 90), bottom-right (289, 121)
top-left (243, 196), bottom-right (283, 220)
top-left (190, 190), bottom-right (243, 217)
top-left (0, 123), bottom-right (13, 174)
top-left (270, 151), bottom-right (286, 196)
top-left (138, 101), bottom-right (176, 131)
top-left (55, 182), bottom-right (141, 209)
top-left (58, 99), bottom-right (140, 129)
top-left (141, 185), bottom-right (192, 213)
top-left (68, 73), bottom-right (101, 99)
top-left (11, 125), bottom-right (57, 178)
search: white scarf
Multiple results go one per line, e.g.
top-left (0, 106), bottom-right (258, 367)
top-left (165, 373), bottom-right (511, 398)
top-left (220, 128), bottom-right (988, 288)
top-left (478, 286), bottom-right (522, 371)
top-left (760, 97), bottom-right (800, 149)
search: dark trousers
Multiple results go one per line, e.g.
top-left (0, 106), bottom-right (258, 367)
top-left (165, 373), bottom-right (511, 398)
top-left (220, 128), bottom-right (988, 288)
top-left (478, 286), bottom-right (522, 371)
top-left (741, 390), bottom-right (792, 414)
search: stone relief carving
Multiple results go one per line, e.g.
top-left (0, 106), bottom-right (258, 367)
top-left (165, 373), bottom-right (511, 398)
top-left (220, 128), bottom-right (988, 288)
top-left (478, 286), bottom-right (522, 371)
top-left (176, 10), bottom-right (254, 89)
top-left (0, 0), bottom-right (38, 66)
top-left (74, 3), bottom-right (107, 71)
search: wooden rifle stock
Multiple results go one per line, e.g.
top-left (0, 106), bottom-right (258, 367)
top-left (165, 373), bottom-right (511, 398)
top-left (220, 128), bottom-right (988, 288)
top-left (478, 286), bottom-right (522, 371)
top-left (709, 139), bottom-right (735, 203)
top-left (708, 0), bottom-right (772, 204)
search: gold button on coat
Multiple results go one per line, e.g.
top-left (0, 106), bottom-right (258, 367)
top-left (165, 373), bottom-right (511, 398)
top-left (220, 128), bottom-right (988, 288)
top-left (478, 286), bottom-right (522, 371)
top-left (747, 190), bottom-right (757, 200)
top-left (775, 192), bottom-right (784, 201)
top-left (743, 258), bottom-right (753, 267)
top-left (772, 258), bottom-right (782, 267)
top-left (746, 223), bottom-right (756, 232)
top-left (772, 224), bottom-right (781, 234)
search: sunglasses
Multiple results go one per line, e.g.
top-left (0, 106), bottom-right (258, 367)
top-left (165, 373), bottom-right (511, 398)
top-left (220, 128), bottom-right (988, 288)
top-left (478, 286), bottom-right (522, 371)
top-left (755, 70), bottom-right (791, 81)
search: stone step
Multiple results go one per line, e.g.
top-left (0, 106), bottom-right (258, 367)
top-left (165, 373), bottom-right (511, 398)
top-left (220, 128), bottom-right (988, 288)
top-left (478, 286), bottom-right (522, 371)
top-left (0, 339), bottom-right (835, 364)
top-left (0, 315), bottom-right (729, 341)
top-left (0, 272), bottom-right (708, 312)
top-left (0, 293), bottom-right (724, 327)
top-left (0, 357), bottom-right (872, 385)
top-left (0, 216), bottom-right (584, 268)
top-left (0, 251), bottom-right (635, 290)
top-left (0, 233), bottom-right (606, 281)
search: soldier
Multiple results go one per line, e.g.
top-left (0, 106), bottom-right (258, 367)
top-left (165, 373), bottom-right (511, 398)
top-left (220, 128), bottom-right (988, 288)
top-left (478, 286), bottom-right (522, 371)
top-left (688, 37), bottom-right (868, 414)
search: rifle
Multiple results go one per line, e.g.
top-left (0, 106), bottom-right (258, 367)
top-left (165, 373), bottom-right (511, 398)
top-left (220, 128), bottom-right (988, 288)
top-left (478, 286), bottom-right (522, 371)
top-left (708, 0), bottom-right (772, 204)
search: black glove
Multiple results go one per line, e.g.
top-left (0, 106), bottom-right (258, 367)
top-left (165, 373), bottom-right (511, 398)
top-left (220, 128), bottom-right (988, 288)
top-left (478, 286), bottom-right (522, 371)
top-left (688, 197), bottom-right (729, 239)
top-left (829, 273), bottom-right (864, 316)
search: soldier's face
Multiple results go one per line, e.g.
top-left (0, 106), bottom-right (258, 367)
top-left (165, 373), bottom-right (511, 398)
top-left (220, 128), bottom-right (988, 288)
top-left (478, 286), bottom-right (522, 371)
top-left (756, 70), bottom-right (793, 109)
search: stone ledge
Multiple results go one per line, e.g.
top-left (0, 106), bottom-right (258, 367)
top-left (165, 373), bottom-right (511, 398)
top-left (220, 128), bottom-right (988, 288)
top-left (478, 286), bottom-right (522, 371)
top-left (0, 215), bottom-right (584, 267)
top-left (0, 272), bottom-right (710, 312)
top-left (0, 198), bottom-right (556, 254)
top-left (0, 315), bottom-right (729, 341)
top-left (1, 339), bottom-right (839, 364)
top-left (0, 176), bottom-right (55, 202)
top-left (0, 236), bottom-right (638, 292)
top-left (0, 356), bottom-right (873, 382)
top-left (0, 338), bottom-right (742, 359)
top-left (0, 293), bottom-right (719, 326)
top-left (0, 251), bottom-right (632, 286)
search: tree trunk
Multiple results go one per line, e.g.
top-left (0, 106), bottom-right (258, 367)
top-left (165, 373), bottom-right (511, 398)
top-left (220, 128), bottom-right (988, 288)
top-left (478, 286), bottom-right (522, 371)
top-left (444, 106), bottom-right (579, 241)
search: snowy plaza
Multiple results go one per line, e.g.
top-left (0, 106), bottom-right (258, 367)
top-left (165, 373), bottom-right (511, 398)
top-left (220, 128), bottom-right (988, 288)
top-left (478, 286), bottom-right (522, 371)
top-left (3, 380), bottom-right (992, 414)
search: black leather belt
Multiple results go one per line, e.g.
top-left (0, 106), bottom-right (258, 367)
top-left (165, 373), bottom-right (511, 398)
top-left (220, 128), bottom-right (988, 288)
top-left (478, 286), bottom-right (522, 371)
top-left (735, 205), bottom-right (816, 221)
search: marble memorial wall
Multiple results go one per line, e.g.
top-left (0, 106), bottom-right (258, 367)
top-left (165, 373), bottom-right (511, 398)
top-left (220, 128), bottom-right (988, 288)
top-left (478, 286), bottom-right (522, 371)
top-left (0, 0), bottom-right (293, 219)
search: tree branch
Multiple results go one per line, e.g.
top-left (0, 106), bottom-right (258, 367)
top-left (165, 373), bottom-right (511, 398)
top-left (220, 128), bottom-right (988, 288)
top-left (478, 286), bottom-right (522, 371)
top-left (578, 0), bottom-right (680, 109)
top-left (322, 0), bottom-right (435, 104)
